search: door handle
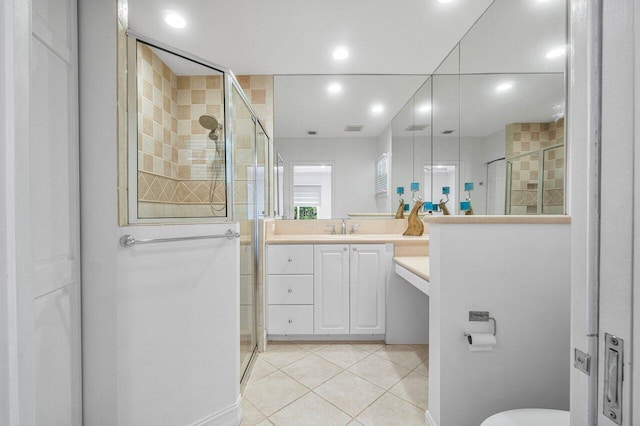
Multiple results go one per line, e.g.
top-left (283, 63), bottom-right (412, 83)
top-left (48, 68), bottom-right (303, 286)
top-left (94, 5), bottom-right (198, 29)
top-left (603, 333), bottom-right (623, 424)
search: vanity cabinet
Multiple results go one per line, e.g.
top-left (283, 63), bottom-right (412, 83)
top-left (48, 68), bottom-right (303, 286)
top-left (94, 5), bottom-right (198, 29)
top-left (267, 243), bottom-right (387, 337)
top-left (314, 244), bottom-right (387, 335)
top-left (313, 245), bottom-right (350, 334)
top-left (349, 244), bottom-right (387, 334)
top-left (266, 245), bottom-right (314, 334)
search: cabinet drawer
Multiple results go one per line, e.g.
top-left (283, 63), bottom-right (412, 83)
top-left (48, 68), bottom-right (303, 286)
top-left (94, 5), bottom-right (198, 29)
top-left (267, 245), bottom-right (314, 274)
top-left (268, 305), bottom-right (314, 334)
top-left (268, 275), bottom-right (313, 305)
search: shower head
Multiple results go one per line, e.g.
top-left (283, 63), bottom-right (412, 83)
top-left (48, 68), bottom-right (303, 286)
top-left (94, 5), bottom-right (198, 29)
top-left (199, 113), bottom-right (220, 130)
top-left (199, 114), bottom-right (223, 141)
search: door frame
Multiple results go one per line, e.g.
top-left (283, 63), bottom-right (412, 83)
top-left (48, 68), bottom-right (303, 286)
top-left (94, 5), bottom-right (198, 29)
top-left (1, 1), bottom-right (35, 424)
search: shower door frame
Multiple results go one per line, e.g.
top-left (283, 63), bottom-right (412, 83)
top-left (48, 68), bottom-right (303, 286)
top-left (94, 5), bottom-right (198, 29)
top-left (124, 32), bottom-right (235, 224)
top-left (122, 33), bottom-right (271, 388)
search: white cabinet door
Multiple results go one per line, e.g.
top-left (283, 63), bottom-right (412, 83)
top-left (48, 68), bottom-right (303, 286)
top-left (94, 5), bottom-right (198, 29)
top-left (314, 245), bottom-right (350, 334)
top-left (350, 244), bottom-right (386, 334)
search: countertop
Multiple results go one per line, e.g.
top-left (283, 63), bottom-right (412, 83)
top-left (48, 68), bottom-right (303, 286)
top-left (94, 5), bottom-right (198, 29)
top-left (393, 256), bottom-right (430, 282)
top-left (265, 233), bottom-right (429, 244)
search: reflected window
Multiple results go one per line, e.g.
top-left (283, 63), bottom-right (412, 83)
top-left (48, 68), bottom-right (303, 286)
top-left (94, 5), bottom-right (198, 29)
top-left (292, 164), bottom-right (332, 219)
top-left (425, 164), bottom-right (457, 215)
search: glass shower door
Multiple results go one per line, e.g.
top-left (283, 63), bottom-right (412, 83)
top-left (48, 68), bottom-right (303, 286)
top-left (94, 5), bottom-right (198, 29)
top-left (232, 84), bottom-right (258, 382)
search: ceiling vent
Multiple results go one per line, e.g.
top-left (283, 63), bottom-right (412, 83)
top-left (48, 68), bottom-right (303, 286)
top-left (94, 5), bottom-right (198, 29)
top-left (344, 124), bottom-right (364, 132)
top-left (442, 130), bottom-right (455, 134)
top-left (405, 124), bottom-right (429, 132)
top-left (307, 131), bottom-right (317, 136)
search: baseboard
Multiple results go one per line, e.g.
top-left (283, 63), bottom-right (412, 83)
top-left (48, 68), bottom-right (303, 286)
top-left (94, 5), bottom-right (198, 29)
top-left (189, 395), bottom-right (242, 426)
top-left (268, 334), bottom-right (386, 341)
top-left (425, 410), bottom-right (437, 426)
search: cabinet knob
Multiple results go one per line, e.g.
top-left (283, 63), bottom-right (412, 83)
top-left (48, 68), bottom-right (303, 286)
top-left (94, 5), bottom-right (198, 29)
top-left (343, 247), bottom-right (347, 251)
top-left (353, 247), bottom-right (357, 252)
top-left (288, 288), bottom-right (293, 294)
top-left (288, 319), bottom-right (293, 324)
top-left (287, 258), bottom-right (293, 262)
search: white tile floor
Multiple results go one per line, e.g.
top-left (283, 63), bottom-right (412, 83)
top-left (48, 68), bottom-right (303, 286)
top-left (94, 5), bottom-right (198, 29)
top-left (241, 342), bottom-right (428, 426)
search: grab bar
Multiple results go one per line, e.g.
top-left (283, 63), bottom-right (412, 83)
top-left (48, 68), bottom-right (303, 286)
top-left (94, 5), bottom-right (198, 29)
top-left (119, 229), bottom-right (241, 248)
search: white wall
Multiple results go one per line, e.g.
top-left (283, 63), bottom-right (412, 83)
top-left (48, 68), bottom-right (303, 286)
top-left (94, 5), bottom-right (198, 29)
top-left (1, 1), bottom-right (35, 424)
top-left (79, 2), bottom-right (241, 424)
top-left (117, 224), bottom-right (240, 426)
top-left (277, 137), bottom-right (378, 218)
top-left (427, 222), bottom-right (570, 426)
top-left (78, 1), bottom-right (120, 422)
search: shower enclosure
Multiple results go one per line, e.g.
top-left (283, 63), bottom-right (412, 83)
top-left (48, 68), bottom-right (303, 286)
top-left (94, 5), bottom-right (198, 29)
top-left (125, 38), bottom-right (269, 386)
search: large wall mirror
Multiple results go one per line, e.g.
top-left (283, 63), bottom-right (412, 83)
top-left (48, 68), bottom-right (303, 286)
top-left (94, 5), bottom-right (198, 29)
top-left (274, 0), bottom-right (566, 218)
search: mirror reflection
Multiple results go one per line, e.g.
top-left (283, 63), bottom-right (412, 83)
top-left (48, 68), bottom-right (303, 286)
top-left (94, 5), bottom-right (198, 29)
top-left (273, 0), bottom-right (566, 218)
top-left (274, 74), bottom-right (427, 219)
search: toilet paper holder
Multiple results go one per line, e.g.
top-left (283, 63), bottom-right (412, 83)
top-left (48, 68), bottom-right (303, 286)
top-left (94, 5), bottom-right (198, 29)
top-left (463, 311), bottom-right (497, 337)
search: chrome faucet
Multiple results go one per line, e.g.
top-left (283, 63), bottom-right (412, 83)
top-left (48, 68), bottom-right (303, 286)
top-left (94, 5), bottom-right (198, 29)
top-left (341, 217), bottom-right (350, 235)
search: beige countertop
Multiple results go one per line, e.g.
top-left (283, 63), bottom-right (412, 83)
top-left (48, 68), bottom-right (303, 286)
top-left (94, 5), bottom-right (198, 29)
top-left (265, 233), bottom-right (429, 244)
top-left (394, 256), bottom-right (430, 282)
top-left (422, 215), bottom-right (570, 224)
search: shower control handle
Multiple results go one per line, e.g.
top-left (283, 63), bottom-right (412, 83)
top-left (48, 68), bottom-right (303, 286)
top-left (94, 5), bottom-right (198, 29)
top-left (287, 258), bottom-right (292, 262)
top-left (288, 288), bottom-right (293, 294)
top-left (288, 319), bottom-right (293, 324)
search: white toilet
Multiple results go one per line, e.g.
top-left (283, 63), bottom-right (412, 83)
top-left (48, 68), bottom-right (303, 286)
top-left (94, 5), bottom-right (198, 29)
top-left (481, 408), bottom-right (570, 426)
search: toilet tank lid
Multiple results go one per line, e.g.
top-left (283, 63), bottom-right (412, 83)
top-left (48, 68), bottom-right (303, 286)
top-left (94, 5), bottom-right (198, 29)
top-left (481, 408), bottom-right (570, 426)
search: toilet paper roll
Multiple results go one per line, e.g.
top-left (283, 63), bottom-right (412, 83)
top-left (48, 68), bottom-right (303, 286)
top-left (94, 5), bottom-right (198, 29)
top-left (466, 333), bottom-right (496, 352)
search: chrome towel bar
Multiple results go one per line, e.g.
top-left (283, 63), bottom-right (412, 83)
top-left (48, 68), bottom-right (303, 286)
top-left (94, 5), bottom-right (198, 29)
top-left (119, 229), bottom-right (241, 248)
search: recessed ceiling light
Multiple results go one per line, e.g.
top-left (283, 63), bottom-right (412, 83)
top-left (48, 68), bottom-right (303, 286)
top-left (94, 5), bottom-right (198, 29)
top-left (327, 83), bottom-right (343, 94)
top-left (418, 103), bottom-right (432, 113)
top-left (371, 104), bottom-right (384, 114)
top-left (163, 10), bottom-right (186, 28)
top-left (536, 0), bottom-right (550, 2)
top-left (332, 47), bottom-right (349, 61)
top-left (496, 82), bottom-right (513, 92)
top-left (438, 0), bottom-right (456, 3)
top-left (545, 46), bottom-right (566, 59)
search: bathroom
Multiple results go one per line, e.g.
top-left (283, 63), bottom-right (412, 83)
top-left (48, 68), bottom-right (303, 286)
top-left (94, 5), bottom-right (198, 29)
top-left (2, 0), bottom-right (637, 426)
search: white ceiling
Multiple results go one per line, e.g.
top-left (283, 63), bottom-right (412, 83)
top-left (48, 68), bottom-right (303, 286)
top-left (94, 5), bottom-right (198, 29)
top-left (128, 0), bottom-right (495, 75)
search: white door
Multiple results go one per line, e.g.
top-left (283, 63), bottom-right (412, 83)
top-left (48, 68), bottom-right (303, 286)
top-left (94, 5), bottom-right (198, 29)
top-left (314, 244), bottom-right (350, 334)
top-left (596, 1), bottom-right (635, 424)
top-left (486, 159), bottom-right (506, 215)
top-left (30, 0), bottom-right (82, 424)
top-left (349, 244), bottom-right (386, 334)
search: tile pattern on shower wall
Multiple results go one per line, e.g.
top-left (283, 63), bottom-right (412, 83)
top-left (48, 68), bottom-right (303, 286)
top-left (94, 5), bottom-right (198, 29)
top-left (137, 44), bottom-right (178, 179)
top-left (237, 75), bottom-right (274, 139)
top-left (506, 118), bottom-right (564, 215)
top-left (136, 44), bottom-right (227, 217)
top-left (177, 74), bottom-right (224, 181)
top-left (232, 76), bottom-right (273, 219)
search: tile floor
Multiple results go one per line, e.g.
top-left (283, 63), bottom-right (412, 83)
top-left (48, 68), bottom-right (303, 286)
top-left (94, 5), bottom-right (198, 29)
top-left (241, 342), bottom-right (429, 426)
